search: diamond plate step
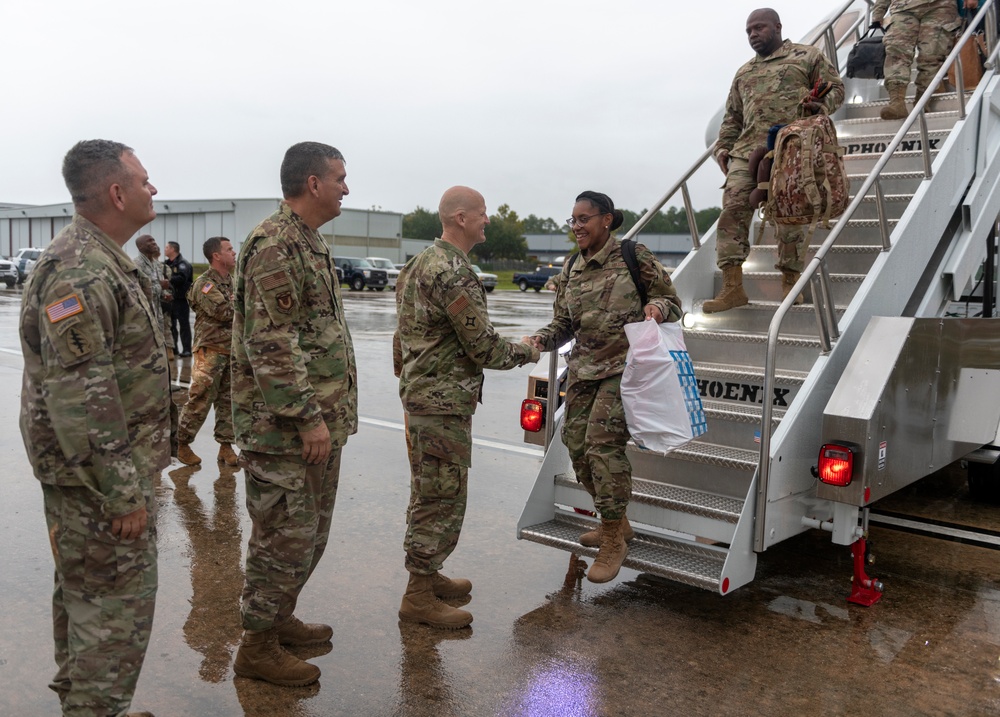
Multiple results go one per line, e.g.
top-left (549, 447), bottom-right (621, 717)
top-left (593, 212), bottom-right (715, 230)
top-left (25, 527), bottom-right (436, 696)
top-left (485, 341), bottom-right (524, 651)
top-left (518, 513), bottom-right (727, 591)
top-left (555, 474), bottom-right (744, 523)
top-left (701, 399), bottom-right (785, 426)
top-left (628, 440), bottom-right (758, 471)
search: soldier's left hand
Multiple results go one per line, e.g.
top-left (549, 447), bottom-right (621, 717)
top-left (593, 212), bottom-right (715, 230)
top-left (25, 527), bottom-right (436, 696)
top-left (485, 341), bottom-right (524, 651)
top-left (644, 305), bottom-right (665, 323)
top-left (965, 0), bottom-right (978, 9)
top-left (802, 101), bottom-right (823, 115)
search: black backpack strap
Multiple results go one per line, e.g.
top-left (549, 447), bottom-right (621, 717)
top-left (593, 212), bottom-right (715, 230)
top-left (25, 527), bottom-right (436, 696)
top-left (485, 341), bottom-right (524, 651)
top-left (565, 251), bottom-right (579, 275)
top-left (621, 239), bottom-right (648, 305)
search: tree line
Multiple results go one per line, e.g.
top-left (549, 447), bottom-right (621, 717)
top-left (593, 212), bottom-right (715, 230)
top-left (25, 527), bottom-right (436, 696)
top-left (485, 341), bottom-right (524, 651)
top-left (402, 205), bottom-right (722, 262)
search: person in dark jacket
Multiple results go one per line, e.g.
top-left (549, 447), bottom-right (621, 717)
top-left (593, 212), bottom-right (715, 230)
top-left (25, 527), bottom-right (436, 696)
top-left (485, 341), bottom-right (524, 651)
top-left (164, 240), bottom-right (194, 356)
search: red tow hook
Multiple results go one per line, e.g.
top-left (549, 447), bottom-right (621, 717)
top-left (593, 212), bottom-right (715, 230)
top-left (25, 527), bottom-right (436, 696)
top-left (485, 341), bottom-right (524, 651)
top-left (847, 537), bottom-right (883, 606)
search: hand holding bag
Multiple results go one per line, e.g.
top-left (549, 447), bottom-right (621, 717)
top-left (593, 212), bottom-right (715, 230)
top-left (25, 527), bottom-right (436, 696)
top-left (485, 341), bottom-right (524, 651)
top-left (621, 320), bottom-right (707, 452)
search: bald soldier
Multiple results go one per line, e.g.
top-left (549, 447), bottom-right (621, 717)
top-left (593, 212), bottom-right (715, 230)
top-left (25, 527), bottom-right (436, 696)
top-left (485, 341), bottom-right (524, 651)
top-left (393, 186), bottom-right (539, 629)
top-left (20, 139), bottom-right (168, 717)
top-left (231, 142), bottom-right (356, 687)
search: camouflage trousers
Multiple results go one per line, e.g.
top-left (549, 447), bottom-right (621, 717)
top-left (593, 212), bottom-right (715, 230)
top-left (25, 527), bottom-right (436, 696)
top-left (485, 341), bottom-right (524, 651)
top-left (240, 448), bottom-right (341, 632)
top-left (42, 483), bottom-right (158, 717)
top-left (561, 373), bottom-right (631, 520)
top-left (177, 347), bottom-right (233, 445)
top-left (883, 0), bottom-right (959, 92)
top-left (403, 414), bottom-right (472, 576)
top-left (717, 158), bottom-right (807, 272)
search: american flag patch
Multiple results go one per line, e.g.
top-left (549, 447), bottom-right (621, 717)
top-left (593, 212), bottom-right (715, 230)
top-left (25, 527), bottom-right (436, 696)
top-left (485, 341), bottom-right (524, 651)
top-left (447, 294), bottom-right (470, 316)
top-left (46, 295), bottom-right (84, 323)
top-left (201, 282), bottom-right (214, 294)
top-left (259, 271), bottom-right (289, 291)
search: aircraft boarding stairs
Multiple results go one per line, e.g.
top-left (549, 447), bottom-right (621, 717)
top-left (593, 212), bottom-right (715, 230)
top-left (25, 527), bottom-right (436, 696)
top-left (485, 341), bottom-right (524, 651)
top-left (517, 1), bottom-right (1000, 594)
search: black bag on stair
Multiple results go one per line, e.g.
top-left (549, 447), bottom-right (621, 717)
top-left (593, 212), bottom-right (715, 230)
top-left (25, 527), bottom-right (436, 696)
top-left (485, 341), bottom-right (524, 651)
top-left (846, 28), bottom-right (885, 79)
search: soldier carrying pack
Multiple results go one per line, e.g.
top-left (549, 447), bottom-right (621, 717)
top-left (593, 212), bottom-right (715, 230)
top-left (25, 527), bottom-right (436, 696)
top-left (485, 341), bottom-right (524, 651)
top-left (752, 81), bottom-right (850, 245)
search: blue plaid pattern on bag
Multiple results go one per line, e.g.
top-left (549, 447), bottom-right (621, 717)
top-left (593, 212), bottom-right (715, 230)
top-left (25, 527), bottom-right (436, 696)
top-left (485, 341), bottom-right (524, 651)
top-left (670, 350), bottom-right (708, 438)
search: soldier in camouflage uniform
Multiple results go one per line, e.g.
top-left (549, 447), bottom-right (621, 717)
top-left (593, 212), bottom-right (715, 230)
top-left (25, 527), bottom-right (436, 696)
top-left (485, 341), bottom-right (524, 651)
top-left (176, 236), bottom-right (238, 467)
top-left (872, 0), bottom-right (973, 119)
top-left (135, 234), bottom-right (180, 457)
top-left (706, 8), bottom-right (844, 314)
top-left (529, 191), bottom-right (682, 584)
top-left (20, 139), bottom-right (167, 717)
top-left (231, 142), bottom-right (357, 687)
top-left (394, 186), bottom-right (539, 629)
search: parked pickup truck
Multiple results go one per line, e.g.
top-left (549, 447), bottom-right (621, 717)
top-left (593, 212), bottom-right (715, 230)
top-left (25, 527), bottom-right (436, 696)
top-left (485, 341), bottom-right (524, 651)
top-left (512, 265), bottom-right (561, 292)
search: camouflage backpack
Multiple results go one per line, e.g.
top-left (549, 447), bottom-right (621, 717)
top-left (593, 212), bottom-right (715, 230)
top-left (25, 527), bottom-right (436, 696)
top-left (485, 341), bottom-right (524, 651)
top-left (761, 113), bottom-right (848, 238)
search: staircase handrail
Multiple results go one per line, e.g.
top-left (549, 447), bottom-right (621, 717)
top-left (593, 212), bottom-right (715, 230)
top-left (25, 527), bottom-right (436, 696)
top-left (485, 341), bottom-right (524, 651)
top-left (755, 0), bottom-right (998, 551)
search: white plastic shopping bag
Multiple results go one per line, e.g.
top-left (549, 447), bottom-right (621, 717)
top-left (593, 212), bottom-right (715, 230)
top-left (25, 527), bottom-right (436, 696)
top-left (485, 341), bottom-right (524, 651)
top-left (621, 320), bottom-right (707, 452)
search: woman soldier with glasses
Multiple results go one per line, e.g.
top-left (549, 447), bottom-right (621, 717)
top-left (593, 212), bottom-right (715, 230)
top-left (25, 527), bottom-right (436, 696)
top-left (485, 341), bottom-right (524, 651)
top-left (526, 191), bottom-right (682, 583)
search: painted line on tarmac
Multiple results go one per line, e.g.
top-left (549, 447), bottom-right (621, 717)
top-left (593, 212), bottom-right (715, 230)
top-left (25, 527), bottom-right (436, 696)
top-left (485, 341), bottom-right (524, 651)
top-left (360, 416), bottom-right (544, 458)
top-left (0, 347), bottom-right (22, 356)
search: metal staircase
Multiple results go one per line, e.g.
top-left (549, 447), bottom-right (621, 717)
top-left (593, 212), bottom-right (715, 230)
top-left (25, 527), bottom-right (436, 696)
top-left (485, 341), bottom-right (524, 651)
top-left (518, 0), bottom-right (1000, 593)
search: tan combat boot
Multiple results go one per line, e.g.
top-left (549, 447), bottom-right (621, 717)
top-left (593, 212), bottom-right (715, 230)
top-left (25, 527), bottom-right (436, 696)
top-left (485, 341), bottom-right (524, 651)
top-left (177, 444), bottom-right (201, 466)
top-left (398, 573), bottom-right (473, 629)
top-left (431, 572), bottom-right (472, 599)
top-left (703, 264), bottom-right (749, 314)
top-left (579, 514), bottom-right (636, 547)
top-left (275, 615), bottom-right (333, 646)
top-left (780, 270), bottom-right (805, 305)
top-left (218, 442), bottom-right (239, 466)
top-left (880, 86), bottom-right (908, 120)
top-left (587, 518), bottom-right (628, 583)
top-left (234, 628), bottom-right (320, 686)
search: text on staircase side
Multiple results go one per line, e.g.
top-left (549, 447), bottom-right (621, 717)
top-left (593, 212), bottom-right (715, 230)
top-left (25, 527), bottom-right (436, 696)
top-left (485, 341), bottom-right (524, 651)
top-left (844, 138), bottom-right (940, 155)
top-left (696, 380), bottom-right (790, 406)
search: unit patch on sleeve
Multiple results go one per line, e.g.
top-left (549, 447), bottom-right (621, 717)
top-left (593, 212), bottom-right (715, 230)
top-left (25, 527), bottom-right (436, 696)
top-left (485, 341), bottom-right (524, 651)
top-left (447, 292), bottom-right (485, 339)
top-left (45, 294), bottom-right (84, 323)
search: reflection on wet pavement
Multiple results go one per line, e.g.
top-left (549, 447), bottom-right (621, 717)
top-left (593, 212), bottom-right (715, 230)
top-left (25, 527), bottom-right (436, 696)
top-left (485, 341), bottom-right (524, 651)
top-left (169, 463), bottom-right (244, 683)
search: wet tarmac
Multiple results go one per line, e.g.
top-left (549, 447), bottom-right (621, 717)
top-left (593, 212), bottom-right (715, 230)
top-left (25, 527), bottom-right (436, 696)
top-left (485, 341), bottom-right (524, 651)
top-left (1, 285), bottom-right (999, 716)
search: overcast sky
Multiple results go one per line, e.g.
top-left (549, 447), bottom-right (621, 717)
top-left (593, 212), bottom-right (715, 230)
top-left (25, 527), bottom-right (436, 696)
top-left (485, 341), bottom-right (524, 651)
top-left (2, 1), bottom-right (846, 222)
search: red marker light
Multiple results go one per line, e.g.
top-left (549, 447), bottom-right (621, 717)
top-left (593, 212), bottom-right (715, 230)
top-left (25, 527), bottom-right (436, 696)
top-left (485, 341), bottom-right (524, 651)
top-left (817, 443), bottom-right (855, 486)
top-left (521, 399), bottom-right (544, 432)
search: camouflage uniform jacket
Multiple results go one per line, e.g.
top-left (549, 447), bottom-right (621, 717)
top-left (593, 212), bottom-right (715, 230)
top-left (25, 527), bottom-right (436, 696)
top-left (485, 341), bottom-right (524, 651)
top-left (394, 238), bottom-right (538, 416)
top-left (19, 214), bottom-right (170, 518)
top-left (231, 202), bottom-right (358, 454)
top-left (135, 251), bottom-right (165, 328)
top-left (188, 266), bottom-right (234, 353)
top-left (716, 40), bottom-right (845, 161)
top-left (533, 239), bottom-right (683, 382)
top-left (872, 0), bottom-right (952, 21)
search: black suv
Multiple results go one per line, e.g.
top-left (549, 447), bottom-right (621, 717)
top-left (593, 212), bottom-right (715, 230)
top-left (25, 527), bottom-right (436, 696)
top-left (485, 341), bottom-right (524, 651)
top-left (334, 256), bottom-right (389, 291)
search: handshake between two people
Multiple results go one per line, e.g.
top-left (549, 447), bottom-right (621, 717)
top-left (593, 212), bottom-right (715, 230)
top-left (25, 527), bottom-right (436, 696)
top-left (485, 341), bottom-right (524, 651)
top-left (519, 304), bottom-right (666, 353)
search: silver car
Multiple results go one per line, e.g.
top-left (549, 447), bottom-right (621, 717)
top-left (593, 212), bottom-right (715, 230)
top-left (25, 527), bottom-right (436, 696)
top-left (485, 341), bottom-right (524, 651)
top-left (471, 265), bottom-right (497, 293)
top-left (0, 258), bottom-right (18, 288)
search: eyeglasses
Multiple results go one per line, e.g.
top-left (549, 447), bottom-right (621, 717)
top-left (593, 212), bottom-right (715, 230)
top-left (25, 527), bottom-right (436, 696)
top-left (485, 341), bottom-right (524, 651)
top-left (566, 213), bottom-right (607, 228)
